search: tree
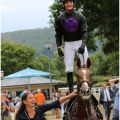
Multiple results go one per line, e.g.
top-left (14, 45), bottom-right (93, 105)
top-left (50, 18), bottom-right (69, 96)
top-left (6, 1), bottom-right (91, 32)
top-left (90, 51), bottom-right (119, 76)
top-left (107, 52), bottom-right (119, 75)
top-left (51, 53), bottom-right (66, 80)
top-left (90, 52), bottom-right (104, 75)
top-left (79, 0), bottom-right (119, 54)
top-left (1, 41), bottom-right (35, 76)
top-left (32, 55), bottom-right (49, 72)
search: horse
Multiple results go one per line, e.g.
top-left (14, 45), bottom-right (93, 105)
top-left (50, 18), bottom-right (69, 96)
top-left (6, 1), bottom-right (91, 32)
top-left (63, 58), bottom-right (103, 120)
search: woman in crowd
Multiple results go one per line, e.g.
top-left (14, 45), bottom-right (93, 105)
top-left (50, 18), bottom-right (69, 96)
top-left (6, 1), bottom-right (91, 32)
top-left (1, 92), bottom-right (11, 120)
top-left (15, 90), bottom-right (77, 120)
top-left (53, 90), bottom-right (62, 119)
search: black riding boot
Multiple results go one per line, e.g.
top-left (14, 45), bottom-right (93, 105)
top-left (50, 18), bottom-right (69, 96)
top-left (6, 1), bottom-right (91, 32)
top-left (67, 72), bottom-right (73, 93)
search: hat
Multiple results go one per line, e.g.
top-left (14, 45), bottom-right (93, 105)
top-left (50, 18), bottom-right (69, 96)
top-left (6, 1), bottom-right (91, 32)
top-left (37, 89), bottom-right (41, 93)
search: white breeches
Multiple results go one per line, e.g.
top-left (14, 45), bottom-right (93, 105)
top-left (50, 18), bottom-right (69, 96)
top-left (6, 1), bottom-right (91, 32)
top-left (64, 40), bottom-right (89, 72)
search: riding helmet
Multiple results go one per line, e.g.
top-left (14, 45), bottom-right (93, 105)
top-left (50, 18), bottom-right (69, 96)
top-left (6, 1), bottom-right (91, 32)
top-left (61, 0), bottom-right (75, 4)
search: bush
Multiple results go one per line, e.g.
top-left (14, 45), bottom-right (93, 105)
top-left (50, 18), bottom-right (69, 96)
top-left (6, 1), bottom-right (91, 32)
top-left (92, 75), bottom-right (111, 87)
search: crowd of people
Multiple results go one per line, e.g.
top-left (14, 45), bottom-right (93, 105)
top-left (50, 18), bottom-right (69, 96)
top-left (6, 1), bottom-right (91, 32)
top-left (99, 78), bottom-right (119, 120)
top-left (1, 78), bottom-right (119, 120)
top-left (1, 88), bottom-right (73, 120)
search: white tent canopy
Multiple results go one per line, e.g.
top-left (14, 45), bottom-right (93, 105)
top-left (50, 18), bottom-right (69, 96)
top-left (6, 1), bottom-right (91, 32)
top-left (1, 77), bottom-right (63, 91)
top-left (2, 68), bottom-right (64, 91)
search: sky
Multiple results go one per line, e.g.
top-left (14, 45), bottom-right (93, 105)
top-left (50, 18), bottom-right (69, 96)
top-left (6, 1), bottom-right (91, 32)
top-left (1, 0), bottom-right (54, 33)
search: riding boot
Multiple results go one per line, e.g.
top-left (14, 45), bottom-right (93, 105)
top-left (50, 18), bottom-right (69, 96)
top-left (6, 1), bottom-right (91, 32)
top-left (67, 72), bottom-right (73, 93)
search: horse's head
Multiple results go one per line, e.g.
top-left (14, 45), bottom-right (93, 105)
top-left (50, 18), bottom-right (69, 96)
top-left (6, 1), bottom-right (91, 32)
top-left (76, 58), bottom-right (92, 100)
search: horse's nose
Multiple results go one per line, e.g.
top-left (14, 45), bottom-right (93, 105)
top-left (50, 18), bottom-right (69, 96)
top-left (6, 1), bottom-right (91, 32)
top-left (81, 82), bottom-right (89, 92)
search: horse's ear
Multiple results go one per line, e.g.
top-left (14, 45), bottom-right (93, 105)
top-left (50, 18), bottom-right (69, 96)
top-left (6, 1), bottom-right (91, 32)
top-left (77, 57), bottom-right (81, 68)
top-left (86, 58), bottom-right (91, 68)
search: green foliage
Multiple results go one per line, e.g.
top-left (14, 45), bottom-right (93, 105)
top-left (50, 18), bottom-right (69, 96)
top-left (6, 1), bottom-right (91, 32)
top-left (90, 52), bottom-right (104, 75)
top-left (51, 53), bottom-right (66, 80)
top-left (1, 28), bottom-right (56, 56)
top-left (31, 55), bottom-right (49, 72)
top-left (77, 0), bottom-right (119, 54)
top-left (30, 53), bottom-right (66, 80)
top-left (102, 52), bottom-right (119, 75)
top-left (93, 52), bottom-right (119, 76)
top-left (90, 51), bottom-right (119, 76)
top-left (92, 75), bottom-right (111, 83)
top-left (49, 3), bottom-right (64, 26)
top-left (92, 75), bottom-right (112, 87)
top-left (1, 41), bottom-right (35, 76)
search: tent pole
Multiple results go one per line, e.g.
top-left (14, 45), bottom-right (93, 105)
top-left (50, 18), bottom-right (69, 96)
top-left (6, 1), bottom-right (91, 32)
top-left (28, 77), bottom-right (30, 90)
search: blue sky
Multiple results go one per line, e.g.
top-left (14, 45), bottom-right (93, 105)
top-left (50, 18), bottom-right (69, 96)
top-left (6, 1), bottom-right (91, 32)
top-left (1, 0), bottom-right (54, 33)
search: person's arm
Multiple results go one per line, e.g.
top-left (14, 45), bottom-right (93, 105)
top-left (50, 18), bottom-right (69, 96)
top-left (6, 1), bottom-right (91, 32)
top-left (109, 78), bottom-right (119, 95)
top-left (15, 102), bottom-right (20, 109)
top-left (55, 17), bottom-right (63, 47)
top-left (59, 90), bottom-right (77, 104)
top-left (78, 15), bottom-right (88, 54)
top-left (79, 15), bottom-right (88, 45)
top-left (39, 90), bottom-right (77, 113)
top-left (109, 78), bottom-right (119, 87)
top-left (55, 16), bottom-right (64, 59)
top-left (2, 101), bottom-right (10, 111)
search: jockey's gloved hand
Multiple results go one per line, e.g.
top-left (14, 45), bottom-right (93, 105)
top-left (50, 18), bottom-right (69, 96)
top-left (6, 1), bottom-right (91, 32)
top-left (78, 44), bottom-right (85, 54)
top-left (57, 48), bottom-right (64, 60)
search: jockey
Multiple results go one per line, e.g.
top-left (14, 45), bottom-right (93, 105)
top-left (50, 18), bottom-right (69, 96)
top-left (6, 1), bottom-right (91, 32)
top-left (55, 0), bottom-right (89, 93)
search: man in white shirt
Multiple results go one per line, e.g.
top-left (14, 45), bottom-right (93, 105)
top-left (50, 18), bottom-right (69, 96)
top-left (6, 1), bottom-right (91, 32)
top-left (99, 83), bottom-right (113, 120)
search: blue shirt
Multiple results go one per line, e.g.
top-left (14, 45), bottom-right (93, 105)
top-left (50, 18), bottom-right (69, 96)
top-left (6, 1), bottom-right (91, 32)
top-left (113, 85), bottom-right (119, 111)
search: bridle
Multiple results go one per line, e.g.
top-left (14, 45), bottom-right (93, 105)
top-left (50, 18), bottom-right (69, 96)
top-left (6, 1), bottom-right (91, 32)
top-left (76, 83), bottom-right (92, 120)
top-left (77, 80), bottom-right (90, 88)
top-left (76, 76), bottom-right (92, 120)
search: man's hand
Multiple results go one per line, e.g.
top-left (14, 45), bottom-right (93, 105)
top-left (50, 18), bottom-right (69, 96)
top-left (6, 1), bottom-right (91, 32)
top-left (78, 44), bottom-right (85, 54)
top-left (109, 78), bottom-right (119, 87)
top-left (58, 48), bottom-right (64, 60)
